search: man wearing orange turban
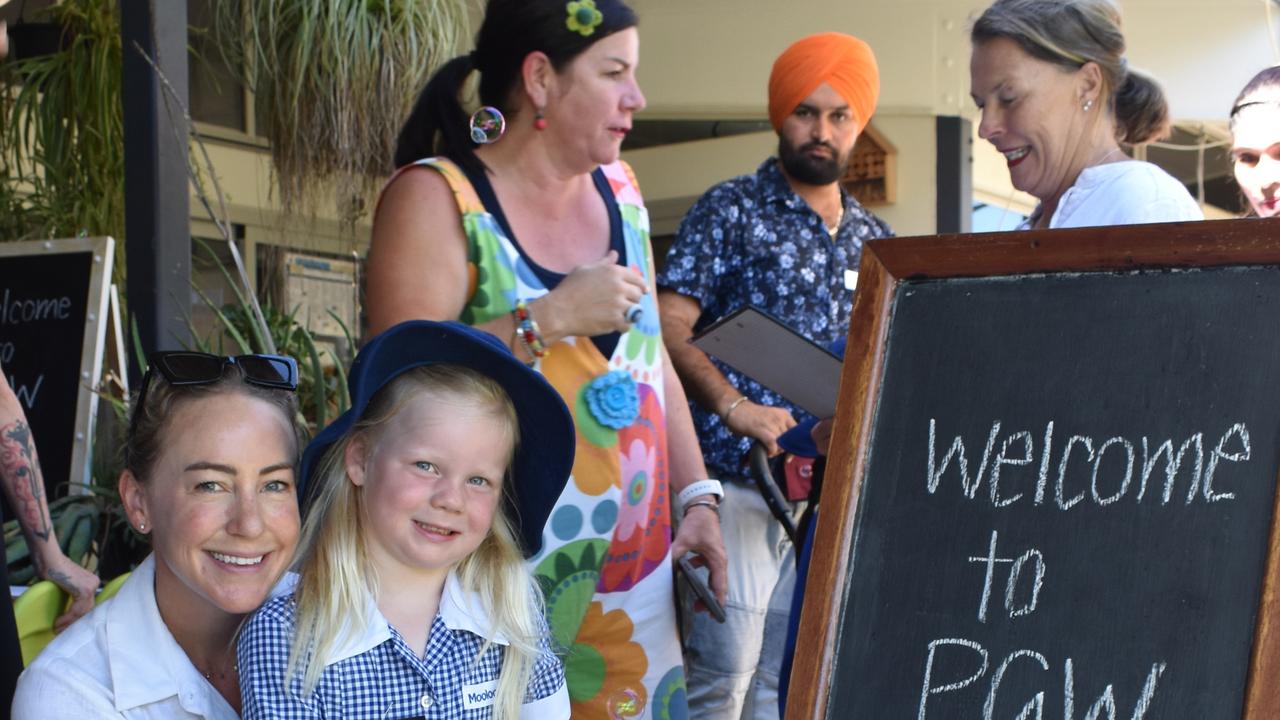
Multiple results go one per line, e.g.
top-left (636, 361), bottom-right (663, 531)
top-left (768, 31), bottom-right (880, 136)
top-left (657, 31), bottom-right (893, 720)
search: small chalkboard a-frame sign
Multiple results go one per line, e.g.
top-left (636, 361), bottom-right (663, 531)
top-left (786, 219), bottom-right (1280, 720)
top-left (0, 237), bottom-right (113, 500)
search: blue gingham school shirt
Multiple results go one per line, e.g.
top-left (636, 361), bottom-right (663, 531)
top-left (237, 572), bottom-right (569, 719)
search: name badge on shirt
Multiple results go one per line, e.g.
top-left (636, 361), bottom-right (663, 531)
top-left (462, 680), bottom-right (498, 710)
top-left (844, 269), bottom-right (859, 291)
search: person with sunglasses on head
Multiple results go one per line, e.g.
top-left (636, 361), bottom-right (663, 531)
top-left (238, 320), bottom-right (572, 719)
top-left (0, 366), bottom-right (100, 717)
top-left (12, 352), bottom-right (303, 719)
top-left (368, 1), bottom-right (726, 716)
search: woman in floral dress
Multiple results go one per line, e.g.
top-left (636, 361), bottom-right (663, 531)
top-left (365, 2), bottom-right (727, 718)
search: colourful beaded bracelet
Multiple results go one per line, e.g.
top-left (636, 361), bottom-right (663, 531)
top-left (513, 300), bottom-right (548, 360)
top-left (514, 328), bottom-right (538, 366)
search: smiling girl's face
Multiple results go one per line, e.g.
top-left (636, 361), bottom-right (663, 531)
top-left (346, 391), bottom-right (514, 585)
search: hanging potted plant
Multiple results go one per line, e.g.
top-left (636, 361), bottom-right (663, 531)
top-left (0, 0), bottom-right (124, 252)
top-left (216, 0), bottom-right (471, 228)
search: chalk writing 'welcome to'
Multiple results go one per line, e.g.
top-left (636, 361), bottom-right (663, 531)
top-left (927, 419), bottom-right (1250, 509)
top-left (0, 288), bottom-right (77, 411)
top-left (914, 419), bottom-right (1251, 718)
top-left (0, 289), bottom-right (73, 326)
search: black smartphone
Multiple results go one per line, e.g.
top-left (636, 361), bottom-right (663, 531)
top-left (678, 555), bottom-right (726, 623)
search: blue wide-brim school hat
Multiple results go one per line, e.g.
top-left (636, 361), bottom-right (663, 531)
top-left (299, 320), bottom-right (575, 558)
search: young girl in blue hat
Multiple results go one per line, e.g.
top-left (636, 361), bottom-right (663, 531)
top-left (237, 320), bottom-right (575, 719)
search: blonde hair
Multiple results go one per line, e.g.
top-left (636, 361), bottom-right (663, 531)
top-left (126, 368), bottom-right (299, 481)
top-left (285, 364), bottom-right (545, 719)
top-left (971, 0), bottom-right (1170, 145)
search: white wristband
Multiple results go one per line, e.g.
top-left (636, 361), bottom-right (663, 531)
top-left (677, 479), bottom-right (724, 509)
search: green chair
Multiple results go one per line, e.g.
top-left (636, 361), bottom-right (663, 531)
top-left (96, 571), bottom-right (129, 603)
top-left (12, 581), bottom-right (69, 665)
top-left (12, 570), bottom-right (132, 664)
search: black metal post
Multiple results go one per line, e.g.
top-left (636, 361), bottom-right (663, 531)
top-left (120, 0), bottom-right (190, 383)
top-left (936, 116), bottom-right (973, 235)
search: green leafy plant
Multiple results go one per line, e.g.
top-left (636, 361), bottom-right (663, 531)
top-left (4, 496), bottom-right (96, 585)
top-left (0, 0), bottom-right (125, 280)
top-left (3, 482), bottom-right (147, 584)
top-left (216, 0), bottom-right (470, 225)
top-left (190, 240), bottom-right (353, 437)
top-left (0, 1), bottom-right (137, 583)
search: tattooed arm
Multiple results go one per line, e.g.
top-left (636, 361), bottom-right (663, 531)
top-left (0, 370), bottom-right (99, 631)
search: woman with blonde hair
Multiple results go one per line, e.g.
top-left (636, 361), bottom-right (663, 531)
top-left (14, 352), bottom-right (302, 718)
top-left (970, 0), bottom-right (1202, 229)
top-left (237, 320), bottom-right (575, 719)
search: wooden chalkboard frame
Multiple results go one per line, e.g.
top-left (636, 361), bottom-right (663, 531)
top-left (0, 237), bottom-right (114, 495)
top-left (786, 218), bottom-right (1280, 720)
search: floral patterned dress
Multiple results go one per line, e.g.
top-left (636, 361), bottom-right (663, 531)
top-left (403, 157), bottom-right (687, 720)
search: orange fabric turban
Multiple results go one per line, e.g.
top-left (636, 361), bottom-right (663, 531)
top-left (767, 32), bottom-right (881, 134)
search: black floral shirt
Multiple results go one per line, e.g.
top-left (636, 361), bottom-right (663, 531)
top-left (658, 158), bottom-right (892, 479)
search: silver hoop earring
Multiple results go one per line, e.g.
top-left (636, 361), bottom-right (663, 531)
top-left (469, 106), bottom-right (506, 144)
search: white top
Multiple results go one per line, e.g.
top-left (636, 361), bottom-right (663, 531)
top-left (11, 554), bottom-right (237, 720)
top-left (326, 572), bottom-right (520, 661)
top-left (1020, 160), bottom-right (1204, 230)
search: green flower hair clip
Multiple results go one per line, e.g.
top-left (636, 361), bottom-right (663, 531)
top-left (566, 0), bottom-right (603, 37)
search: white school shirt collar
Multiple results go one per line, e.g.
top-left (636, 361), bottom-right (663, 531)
top-left (103, 554), bottom-right (238, 717)
top-left (323, 570), bottom-right (508, 667)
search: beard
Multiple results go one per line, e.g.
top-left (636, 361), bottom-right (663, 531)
top-left (778, 135), bottom-right (849, 186)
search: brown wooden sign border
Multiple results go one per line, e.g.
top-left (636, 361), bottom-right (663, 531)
top-left (785, 217), bottom-right (1280, 720)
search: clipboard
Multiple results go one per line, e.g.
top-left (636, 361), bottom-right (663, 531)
top-left (690, 306), bottom-right (842, 418)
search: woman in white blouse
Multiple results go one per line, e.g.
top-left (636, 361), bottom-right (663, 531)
top-left (12, 352), bottom-right (302, 719)
top-left (969, 0), bottom-right (1202, 230)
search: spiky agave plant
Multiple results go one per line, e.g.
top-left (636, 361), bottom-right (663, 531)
top-left (217, 0), bottom-right (471, 227)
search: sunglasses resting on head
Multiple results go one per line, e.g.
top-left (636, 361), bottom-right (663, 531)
top-left (130, 351), bottom-right (299, 434)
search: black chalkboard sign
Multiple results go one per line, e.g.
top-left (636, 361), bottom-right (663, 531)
top-left (788, 220), bottom-right (1280, 720)
top-left (0, 238), bottom-right (113, 499)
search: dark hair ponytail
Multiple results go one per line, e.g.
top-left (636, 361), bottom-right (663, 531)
top-left (393, 54), bottom-right (475, 169)
top-left (394, 0), bottom-right (638, 177)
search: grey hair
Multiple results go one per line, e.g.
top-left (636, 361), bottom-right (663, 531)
top-left (971, 0), bottom-right (1170, 144)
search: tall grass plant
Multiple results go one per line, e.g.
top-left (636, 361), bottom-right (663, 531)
top-left (217, 0), bottom-right (472, 226)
